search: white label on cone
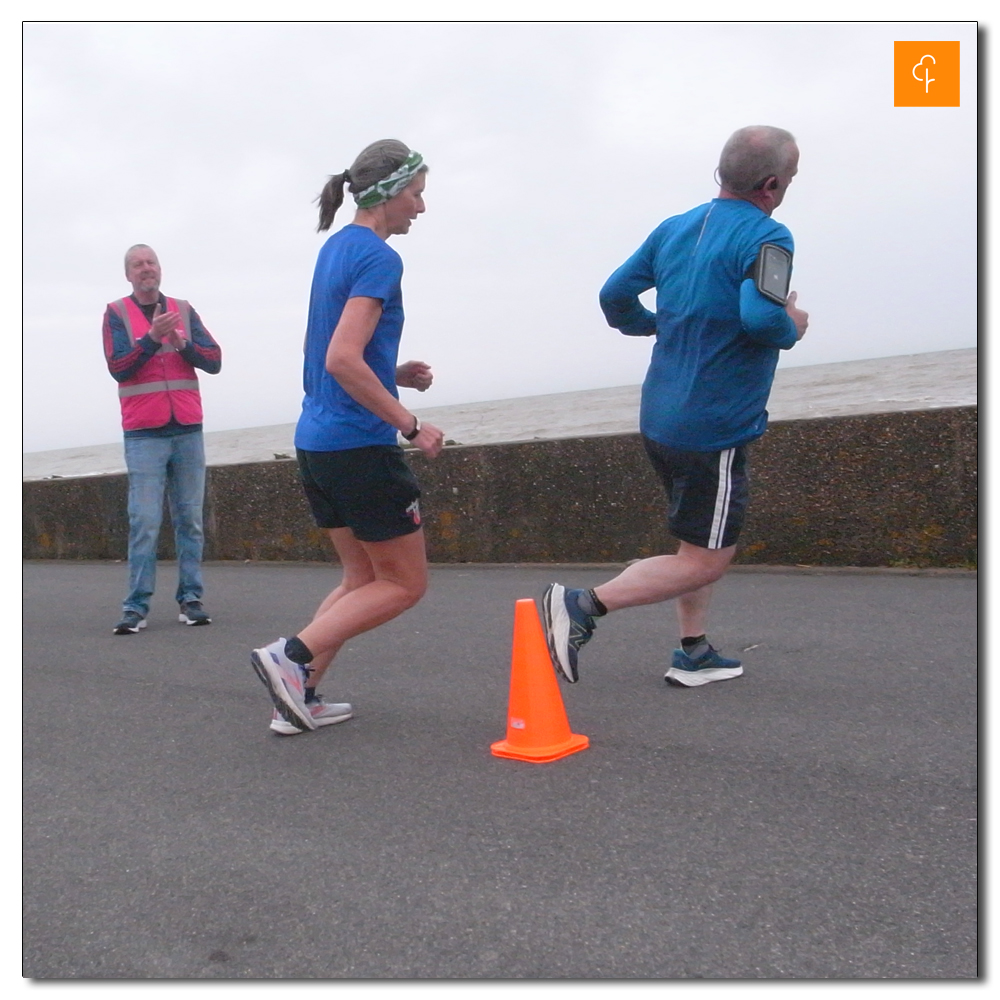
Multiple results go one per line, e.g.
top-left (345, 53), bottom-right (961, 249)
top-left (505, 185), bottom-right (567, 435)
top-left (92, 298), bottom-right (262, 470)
top-left (510, 717), bottom-right (526, 729)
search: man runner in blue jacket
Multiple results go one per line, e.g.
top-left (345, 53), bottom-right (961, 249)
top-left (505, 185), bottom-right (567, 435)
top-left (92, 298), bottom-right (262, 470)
top-left (543, 125), bottom-right (809, 688)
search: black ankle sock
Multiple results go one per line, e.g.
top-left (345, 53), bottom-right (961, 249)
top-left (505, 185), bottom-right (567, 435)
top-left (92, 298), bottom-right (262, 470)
top-left (576, 589), bottom-right (608, 617)
top-left (305, 686), bottom-right (318, 704)
top-left (284, 636), bottom-right (314, 665)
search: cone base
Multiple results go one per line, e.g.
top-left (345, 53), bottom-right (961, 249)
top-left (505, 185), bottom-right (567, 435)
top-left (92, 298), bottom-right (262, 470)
top-left (490, 732), bottom-right (589, 763)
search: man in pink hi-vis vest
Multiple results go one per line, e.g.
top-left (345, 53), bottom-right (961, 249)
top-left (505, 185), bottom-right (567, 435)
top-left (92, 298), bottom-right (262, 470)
top-left (102, 245), bottom-right (222, 634)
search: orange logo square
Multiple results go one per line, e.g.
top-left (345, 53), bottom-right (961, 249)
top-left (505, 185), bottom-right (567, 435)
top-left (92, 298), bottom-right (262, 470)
top-left (894, 41), bottom-right (960, 106)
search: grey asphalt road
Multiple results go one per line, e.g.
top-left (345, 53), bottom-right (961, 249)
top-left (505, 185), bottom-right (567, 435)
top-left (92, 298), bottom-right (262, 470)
top-left (22, 561), bottom-right (977, 980)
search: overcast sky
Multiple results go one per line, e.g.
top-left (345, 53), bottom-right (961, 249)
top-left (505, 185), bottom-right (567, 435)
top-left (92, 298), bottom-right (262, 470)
top-left (22, 20), bottom-right (978, 454)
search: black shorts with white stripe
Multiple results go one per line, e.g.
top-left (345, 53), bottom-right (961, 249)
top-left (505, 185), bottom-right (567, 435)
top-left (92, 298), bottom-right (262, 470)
top-left (641, 436), bottom-right (749, 550)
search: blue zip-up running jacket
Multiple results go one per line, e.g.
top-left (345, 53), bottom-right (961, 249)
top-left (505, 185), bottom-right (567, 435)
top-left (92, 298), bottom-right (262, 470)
top-left (599, 198), bottom-right (798, 452)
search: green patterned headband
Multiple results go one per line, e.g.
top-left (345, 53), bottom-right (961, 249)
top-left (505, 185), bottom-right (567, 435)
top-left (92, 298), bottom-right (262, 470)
top-left (354, 151), bottom-right (425, 209)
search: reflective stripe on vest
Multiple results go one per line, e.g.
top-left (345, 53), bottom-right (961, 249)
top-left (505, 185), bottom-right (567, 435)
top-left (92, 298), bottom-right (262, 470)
top-left (118, 379), bottom-right (201, 398)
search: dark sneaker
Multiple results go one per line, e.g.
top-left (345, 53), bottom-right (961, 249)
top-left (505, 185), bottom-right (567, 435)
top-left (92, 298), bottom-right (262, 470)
top-left (113, 610), bottom-right (147, 635)
top-left (541, 583), bottom-right (596, 683)
top-left (664, 646), bottom-right (743, 687)
top-left (269, 698), bottom-right (353, 736)
top-left (250, 639), bottom-right (316, 731)
top-left (178, 601), bottom-right (212, 626)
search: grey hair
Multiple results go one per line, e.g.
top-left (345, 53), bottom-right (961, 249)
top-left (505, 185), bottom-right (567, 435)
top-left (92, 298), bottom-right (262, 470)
top-left (124, 243), bottom-right (156, 269)
top-left (316, 139), bottom-right (428, 232)
top-left (717, 126), bottom-right (797, 194)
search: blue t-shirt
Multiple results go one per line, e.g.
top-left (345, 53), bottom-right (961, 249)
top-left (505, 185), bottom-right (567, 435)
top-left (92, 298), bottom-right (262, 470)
top-left (295, 225), bottom-right (405, 451)
top-left (599, 198), bottom-right (798, 452)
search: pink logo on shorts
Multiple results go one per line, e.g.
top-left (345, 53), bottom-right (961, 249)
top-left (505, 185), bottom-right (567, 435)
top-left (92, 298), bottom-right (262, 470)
top-left (406, 499), bottom-right (421, 525)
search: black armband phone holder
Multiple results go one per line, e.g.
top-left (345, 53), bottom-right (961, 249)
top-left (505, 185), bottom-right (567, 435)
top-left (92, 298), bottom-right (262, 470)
top-left (745, 243), bottom-right (793, 306)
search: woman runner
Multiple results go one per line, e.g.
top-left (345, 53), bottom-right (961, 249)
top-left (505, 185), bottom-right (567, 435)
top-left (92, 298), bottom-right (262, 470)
top-left (251, 139), bottom-right (444, 734)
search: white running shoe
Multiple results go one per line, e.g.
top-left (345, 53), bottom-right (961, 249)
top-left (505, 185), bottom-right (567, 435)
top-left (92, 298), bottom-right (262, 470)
top-left (250, 638), bottom-right (316, 731)
top-left (269, 697), bottom-right (354, 736)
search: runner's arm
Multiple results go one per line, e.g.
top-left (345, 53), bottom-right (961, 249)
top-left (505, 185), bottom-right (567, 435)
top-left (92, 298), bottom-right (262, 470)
top-left (739, 280), bottom-right (798, 349)
top-left (326, 297), bottom-right (444, 457)
top-left (598, 240), bottom-right (657, 337)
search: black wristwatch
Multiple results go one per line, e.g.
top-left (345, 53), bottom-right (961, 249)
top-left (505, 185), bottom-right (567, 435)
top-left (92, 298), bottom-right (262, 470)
top-left (403, 418), bottom-right (421, 441)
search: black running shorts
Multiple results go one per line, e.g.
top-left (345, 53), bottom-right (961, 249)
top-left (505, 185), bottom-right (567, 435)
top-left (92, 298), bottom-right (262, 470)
top-left (296, 445), bottom-right (422, 543)
top-left (641, 435), bottom-right (749, 550)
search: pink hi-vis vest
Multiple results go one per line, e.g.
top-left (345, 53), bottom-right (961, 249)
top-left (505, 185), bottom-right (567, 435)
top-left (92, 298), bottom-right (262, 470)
top-left (110, 297), bottom-right (203, 431)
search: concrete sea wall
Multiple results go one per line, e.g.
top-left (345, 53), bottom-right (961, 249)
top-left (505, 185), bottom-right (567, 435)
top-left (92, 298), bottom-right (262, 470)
top-left (23, 407), bottom-right (977, 568)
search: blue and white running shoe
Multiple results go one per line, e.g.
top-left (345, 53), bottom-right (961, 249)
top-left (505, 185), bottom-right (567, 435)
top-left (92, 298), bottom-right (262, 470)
top-left (542, 583), bottom-right (596, 683)
top-left (664, 646), bottom-right (743, 687)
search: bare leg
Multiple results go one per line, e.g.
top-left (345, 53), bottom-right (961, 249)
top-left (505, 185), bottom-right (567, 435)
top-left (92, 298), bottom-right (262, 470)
top-left (300, 527), bottom-right (378, 683)
top-left (296, 528), bottom-right (427, 687)
top-left (594, 541), bottom-right (735, 612)
top-left (676, 583), bottom-right (715, 638)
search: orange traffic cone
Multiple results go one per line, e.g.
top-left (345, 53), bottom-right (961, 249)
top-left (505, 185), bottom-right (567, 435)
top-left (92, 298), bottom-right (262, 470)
top-left (491, 598), bottom-right (589, 763)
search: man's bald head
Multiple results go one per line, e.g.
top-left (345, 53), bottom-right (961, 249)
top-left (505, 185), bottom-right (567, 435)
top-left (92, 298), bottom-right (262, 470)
top-left (717, 126), bottom-right (797, 196)
top-left (124, 244), bottom-right (158, 270)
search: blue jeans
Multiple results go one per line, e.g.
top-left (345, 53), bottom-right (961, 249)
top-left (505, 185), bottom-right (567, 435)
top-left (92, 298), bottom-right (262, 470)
top-left (123, 432), bottom-right (206, 615)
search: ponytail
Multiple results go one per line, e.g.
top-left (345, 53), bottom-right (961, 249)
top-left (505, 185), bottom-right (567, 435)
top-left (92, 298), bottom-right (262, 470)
top-left (316, 171), bottom-right (351, 232)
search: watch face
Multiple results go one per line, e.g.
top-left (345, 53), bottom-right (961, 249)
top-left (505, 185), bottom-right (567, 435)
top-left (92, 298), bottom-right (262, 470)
top-left (759, 246), bottom-right (791, 302)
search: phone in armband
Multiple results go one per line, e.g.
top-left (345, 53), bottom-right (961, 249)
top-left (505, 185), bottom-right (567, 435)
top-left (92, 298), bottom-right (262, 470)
top-left (747, 243), bottom-right (793, 306)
